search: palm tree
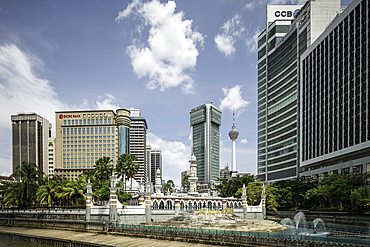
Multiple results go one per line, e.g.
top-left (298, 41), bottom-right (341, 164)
top-left (122, 154), bottom-right (140, 192)
top-left (3, 182), bottom-right (24, 207)
top-left (115, 154), bottom-right (128, 179)
top-left (9, 162), bottom-right (44, 207)
top-left (94, 157), bottom-right (113, 187)
top-left (56, 177), bottom-right (86, 206)
top-left (163, 180), bottom-right (175, 195)
top-left (82, 169), bottom-right (96, 183)
top-left (36, 179), bottom-right (57, 207)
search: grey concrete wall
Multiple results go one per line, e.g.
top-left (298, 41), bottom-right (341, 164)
top-left (90, 215), bottom-right (109, 222)
top-left (118, 214), bottom-right (146, 225)
top-left (0, 209), bottom-right (85, 221)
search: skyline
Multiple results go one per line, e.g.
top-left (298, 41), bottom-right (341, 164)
top-left (0, 0), bottom-right (352, 186)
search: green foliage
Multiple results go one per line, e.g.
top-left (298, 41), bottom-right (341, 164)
top-left (353, 199), bottom-right (370, 214)
top-left (235, 180), bottom-right (280, 212)
top-left (55, 177), bottom-right (86, 206)
top-left (350, 186), bottom-right (370, 214)
top-left (94, 157), bottom-right (114, 187)
top-left (273, 173), bottom-right (370, 213)
top-left (117, 191), bottom-right (132, 204)
top-left (182, 175), bottom-right (190, 191)
top-left (115, 154), bottom-right (140, 192)
top-left (215, 174), bottom-right (254, 197)
top-left (36, 179), bottom-right (57, 207)
top-left (163, 180), bottom-right (175, 195)
top-left (2, 167), bottom-right (87, 208)
top-left (272, 177), bottom-right (317, 209)
top-left (5, 162), bottom-right (44, 208)
top-left (94, 180), bottom-right (111, 202)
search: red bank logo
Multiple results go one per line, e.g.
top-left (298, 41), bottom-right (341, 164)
top-left (59, 114), bottom-right (80, 119)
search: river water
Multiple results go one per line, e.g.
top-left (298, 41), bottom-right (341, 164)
top-left (0, 238), bottom-right (47, 247)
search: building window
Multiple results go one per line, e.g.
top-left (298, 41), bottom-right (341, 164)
top-left (353, 165), bottom-right (362, 174)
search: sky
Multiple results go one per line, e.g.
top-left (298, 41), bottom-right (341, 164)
top-left (0, 0), bottom-right (352, 186)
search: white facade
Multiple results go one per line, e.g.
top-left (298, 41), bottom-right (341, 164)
top-left (129, 109), bottom-right (148, 183)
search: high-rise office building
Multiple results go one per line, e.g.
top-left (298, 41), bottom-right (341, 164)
top-left (300, 0), bottom-right (370, 178)
top-left (48, 137), bottom-right (56, 177)
top-left (257, 0), bottom-right (341, 182)
top-left (11, 113), bottom-right (51, 176)
top-left (129, 109), bottom-right (148, 183)
top-left (146, 145), bottom-right (162, 187)
top-left (54, 109), bottom-right (130, 180)
top-left (190, 103), bottom-right (222, 185)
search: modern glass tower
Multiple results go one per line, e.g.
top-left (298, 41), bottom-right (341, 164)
top-left (257, 0), bottom-right (341, 182)
top-left (190, 103), bottom-right (222, 185)
top-left (116, 109), bottom-right (131, 156)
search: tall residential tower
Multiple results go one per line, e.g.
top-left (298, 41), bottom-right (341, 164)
top-left (129, 109), bottom-right (148, 183)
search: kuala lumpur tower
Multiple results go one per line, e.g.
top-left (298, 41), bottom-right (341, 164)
top-left (228, 110), bottom-right (239, 173)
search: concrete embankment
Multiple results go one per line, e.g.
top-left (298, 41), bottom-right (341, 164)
top-left (0, 226), bottom-right (215, 247)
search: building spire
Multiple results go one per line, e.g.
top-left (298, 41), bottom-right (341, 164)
top-left (232, 109), bottom-right (236, 130)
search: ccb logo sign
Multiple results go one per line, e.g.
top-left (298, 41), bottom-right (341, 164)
top-left (275, 10), bottom-right (293, 17)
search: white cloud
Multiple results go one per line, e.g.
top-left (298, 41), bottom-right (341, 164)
top-left (0, 44), bottom-right (128, 176)
top-left (116, 0), bottom-right (206, 94)
top-left (219, 85), bottom-right (250, 116)
top-left (0, 44), bottom-right (70, 175)
top-left (0, 44), bottom-right (69, 131)
top-left (115, 0), bottom-right (141, 21)
top-left (240, 138), bottom-right (248, 144)
top-left (147, 132), bottom-right (190, 186)
top-left (245, 28), bottom-right (261, 54)
top-left (94, 94), bottom-right (120, 110)
top-left (214, 14), bottom-right (245, 57)
top-left (244, 2), bottom-right (256, 10)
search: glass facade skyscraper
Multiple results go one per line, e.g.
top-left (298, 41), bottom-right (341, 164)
top-left (190, 103), bottom-right (221, 185)
top-left (257, 0), bottom-right (341, 182)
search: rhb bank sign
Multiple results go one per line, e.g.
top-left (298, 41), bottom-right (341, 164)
top-left (267, 5), bottom-right (302, 23)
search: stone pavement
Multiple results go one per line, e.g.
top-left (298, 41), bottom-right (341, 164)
top-left (0, 226), bottom-right (216, 246)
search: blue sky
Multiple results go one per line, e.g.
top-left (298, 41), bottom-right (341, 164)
top-left (0, 0), bottom-right (352, 185)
